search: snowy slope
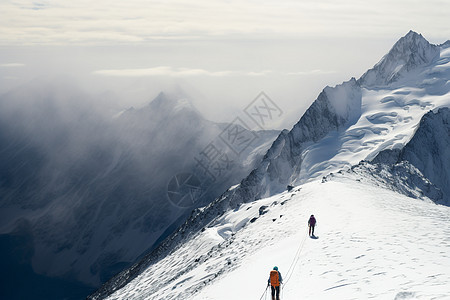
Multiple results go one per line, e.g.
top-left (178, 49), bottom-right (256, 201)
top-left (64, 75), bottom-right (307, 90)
top-left (89, 31), bottom-right (450, 300)
top-left (101, 176), bottom-right (450, 300)
top-left (94, 104), bottom-right (450, 300)
top-left (361, 107), bottom-right (450, 205)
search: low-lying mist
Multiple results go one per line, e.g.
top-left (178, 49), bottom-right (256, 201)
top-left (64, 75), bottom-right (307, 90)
top-left (0, 80), bottom-right (279, 299)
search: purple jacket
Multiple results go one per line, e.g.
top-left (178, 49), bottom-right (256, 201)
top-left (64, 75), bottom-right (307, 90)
top-left (308, 216), bottom-right (316, 226)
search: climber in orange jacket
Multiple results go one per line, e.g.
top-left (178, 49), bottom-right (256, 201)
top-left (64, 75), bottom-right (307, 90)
top-left (267, 266), bottom-right (283, 300)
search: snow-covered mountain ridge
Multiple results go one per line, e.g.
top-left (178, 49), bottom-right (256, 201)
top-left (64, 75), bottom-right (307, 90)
top-left (95, 174), bottom-right (450, 300)
top-left (89, 31), bottom-right (450, 300)
top-left (359, 30), bottom-right (441, 87)
top-left (224, 30), bottom-right (450, 207)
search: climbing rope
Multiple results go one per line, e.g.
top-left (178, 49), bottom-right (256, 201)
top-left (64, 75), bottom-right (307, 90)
top-left (263, 217), bottom-right (311, 299)
top-left (283, 226), bottom-right (309, 287)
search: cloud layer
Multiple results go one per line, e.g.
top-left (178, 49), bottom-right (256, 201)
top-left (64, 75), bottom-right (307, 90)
top-left (1, 0), bottom-right (449, 45)
top-left (93, 66), bottom-right (335, 77)
top-left (0, 63), bottom-right (25, 67)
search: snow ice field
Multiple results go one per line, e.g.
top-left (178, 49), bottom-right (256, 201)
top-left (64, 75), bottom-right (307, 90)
top-left (298, 44), bottom-right (450, 183)
top-left (104, 176), bottom-right (450, 300)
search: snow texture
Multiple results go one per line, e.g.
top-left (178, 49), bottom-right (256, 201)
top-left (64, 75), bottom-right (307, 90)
top-left (89, 31), bottom-right (450, 300)
top-left (100, 178), bottom-right (450, 300)
top-left (368, 108), bottom-right (450, 204)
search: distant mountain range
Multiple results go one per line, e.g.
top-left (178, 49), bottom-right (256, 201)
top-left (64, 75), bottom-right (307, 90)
top-left (0, 88), bottom-right (279, 299)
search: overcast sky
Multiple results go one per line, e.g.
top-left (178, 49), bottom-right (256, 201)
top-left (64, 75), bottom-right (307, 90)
top-left (0, 0), bottom-right (449, 128)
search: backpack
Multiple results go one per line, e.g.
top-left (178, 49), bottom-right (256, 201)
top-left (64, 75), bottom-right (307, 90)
top-left (270, 270), bottom-right (280, 286)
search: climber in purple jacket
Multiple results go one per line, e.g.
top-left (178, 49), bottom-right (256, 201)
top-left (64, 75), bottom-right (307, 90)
top-left (308, 214), bottom-right (316, 236)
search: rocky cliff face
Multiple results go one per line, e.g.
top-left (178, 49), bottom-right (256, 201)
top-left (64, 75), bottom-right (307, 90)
top-left (221, 78), bottom-right (362, 207)
top-left (368, 108), bottom-right (450, 204)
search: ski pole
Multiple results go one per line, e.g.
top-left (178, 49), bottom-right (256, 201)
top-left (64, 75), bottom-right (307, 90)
top-left (259, 285), bottom-right (268, 300)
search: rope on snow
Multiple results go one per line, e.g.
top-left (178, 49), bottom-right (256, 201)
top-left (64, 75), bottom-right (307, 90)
top-left (283, 226), bottom-right (308, 287)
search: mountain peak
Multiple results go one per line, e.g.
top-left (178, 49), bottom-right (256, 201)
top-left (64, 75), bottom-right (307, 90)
top-left (118, 91), bottom-right (202, 124)
top-left (148, 91), bottom-right (175, 108)
top-left (359, 31), bottom-right (439, 87)
top-left (396, 30), bottom-right (429, 49)
top-left (405, 29), bottom-right (421, 38)
top-left (147, 91), bottom-right (199, 115)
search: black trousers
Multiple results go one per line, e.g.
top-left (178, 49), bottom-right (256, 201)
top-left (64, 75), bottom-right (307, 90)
top-left (271, 285), bottom-right (280, 299)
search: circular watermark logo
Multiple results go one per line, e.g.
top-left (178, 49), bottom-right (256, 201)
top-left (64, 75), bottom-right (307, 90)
top-left (167, 172), bottom-right (203, 208)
